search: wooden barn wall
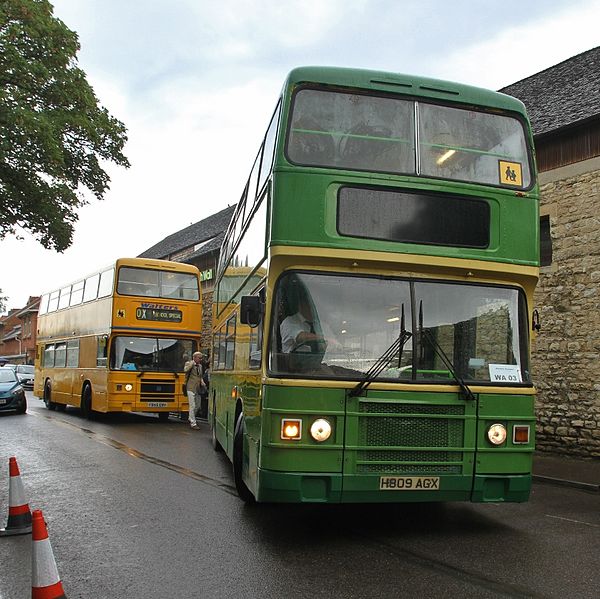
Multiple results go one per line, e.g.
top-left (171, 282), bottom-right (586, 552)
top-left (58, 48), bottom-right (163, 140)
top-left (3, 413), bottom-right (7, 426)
top-left (536, 120), bottom-right (600, 172)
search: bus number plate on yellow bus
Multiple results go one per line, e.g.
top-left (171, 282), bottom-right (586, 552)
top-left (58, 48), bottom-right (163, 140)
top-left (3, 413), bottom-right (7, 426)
top-left (147, 402), bottom-right (168, 408)
top-left (379, 476), bottom-right (440, 490)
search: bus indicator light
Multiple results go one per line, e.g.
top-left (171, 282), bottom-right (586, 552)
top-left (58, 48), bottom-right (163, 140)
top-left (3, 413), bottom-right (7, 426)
top-left (513, 425), bottom-right (530, 444)
top-left (281, 419), bottom-right (302, 440)
top-left (125, 384), bottom-right (133, 392)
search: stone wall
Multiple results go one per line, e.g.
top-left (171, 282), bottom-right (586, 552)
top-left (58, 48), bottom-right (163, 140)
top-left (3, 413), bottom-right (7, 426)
top-left (533, 164), bottom-right (600, 457)
top-left (201, 289), bottom-right (214, 358)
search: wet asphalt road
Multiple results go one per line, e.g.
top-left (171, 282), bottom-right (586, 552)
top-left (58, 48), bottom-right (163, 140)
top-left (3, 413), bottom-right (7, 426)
top-left (1, 393), bottom-right (599, 599)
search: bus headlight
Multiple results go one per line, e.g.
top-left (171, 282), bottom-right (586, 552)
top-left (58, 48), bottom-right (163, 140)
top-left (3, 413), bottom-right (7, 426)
top-left (125, 384), bottom-right (133, 392)
top-left (310, 419), bottom-right (332, 442)
top-left (281, 418), bottom-right (302, 440)
top-left (487, 423), bottom-right (507, 445)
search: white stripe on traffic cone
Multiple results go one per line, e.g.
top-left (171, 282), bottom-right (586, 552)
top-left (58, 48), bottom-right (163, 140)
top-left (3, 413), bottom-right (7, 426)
top-left (0, 456), bottom-right (32, 536)
top-left (31, 509), bottom-right (67, 599)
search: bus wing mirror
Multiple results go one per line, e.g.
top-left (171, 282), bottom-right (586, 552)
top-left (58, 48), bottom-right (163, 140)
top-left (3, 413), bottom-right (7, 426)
top-left (240, 295), bottom-right (262, 327)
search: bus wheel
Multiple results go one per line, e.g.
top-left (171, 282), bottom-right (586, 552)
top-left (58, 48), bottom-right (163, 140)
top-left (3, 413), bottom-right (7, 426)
top-left (80, 385), bottom-right (94, 420)
top-left (233, 413), bottom-right (255, 504)
top-left (210, 397), bottom-right (222, 452)
top-left (43, 383), bottom-right (56, 411)
top-left (158, 412), bottom-right (169, 422)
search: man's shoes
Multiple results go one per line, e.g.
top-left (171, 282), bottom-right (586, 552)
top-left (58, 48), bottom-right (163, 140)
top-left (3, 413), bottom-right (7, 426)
top-left (190, 423), bottom-right (199, 429)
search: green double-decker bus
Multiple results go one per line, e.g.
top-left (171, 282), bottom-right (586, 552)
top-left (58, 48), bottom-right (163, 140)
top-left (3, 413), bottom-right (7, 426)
top-left (210, 66), bottom-right (539, 503)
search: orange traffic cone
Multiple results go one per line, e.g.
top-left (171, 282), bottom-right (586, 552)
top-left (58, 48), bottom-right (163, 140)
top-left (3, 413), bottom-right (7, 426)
top-left (32, 510), bottom-right (67, 599)
top-left (0, 456), bottom-right (32, 536)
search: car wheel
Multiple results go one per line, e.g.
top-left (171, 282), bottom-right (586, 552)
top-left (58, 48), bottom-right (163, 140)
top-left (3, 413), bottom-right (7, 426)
top-left (233, 412), bottom-right (255, 504)
top-left (43, 382), bottom-right (56, 411)
top-left (16, 395), bottom-right (27, 414)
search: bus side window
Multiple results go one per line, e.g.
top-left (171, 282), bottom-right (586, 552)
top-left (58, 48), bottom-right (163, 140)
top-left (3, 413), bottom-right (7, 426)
top-left (97, 336), bottom-right (108, 367)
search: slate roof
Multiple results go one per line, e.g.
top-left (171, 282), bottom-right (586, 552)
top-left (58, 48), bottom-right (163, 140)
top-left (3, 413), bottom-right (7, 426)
top-left (138, 205), bottom-right (235, 260)
top-left (500, 46), bottom-right (600, 137)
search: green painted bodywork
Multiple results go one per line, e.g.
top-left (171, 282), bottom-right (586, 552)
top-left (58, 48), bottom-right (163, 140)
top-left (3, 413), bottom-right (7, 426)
top-left (270, 67), bottom-right (539, 267)
top-left (210, 67), bottom-right (538, 503)
top-left (252, 385), bottom-right (534, 503)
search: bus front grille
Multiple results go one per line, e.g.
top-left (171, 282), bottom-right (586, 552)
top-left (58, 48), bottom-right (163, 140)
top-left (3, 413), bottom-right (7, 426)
top-left (140, 379), bottom-right (176, 402)
top-left (355, 401), bottom-right (465, 475)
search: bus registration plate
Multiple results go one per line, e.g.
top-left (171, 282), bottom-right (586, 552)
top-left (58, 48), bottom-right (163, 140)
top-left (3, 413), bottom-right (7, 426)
top-left (147, 402), bottom-right (168, 408)
top-left (379, 476), bottom-right (440, 491)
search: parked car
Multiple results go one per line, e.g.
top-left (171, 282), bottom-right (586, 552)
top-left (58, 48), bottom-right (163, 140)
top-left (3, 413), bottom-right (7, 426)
top-left (15, 364), bottom-right (35, 389)
top-left (0, 368), bottom-right (27, 414)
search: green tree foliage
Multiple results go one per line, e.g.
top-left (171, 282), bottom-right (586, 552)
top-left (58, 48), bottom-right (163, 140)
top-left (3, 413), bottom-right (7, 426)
top-left (0, 0), bottom-right (130, 251)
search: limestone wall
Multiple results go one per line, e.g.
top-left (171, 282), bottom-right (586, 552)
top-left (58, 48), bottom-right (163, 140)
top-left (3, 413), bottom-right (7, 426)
top-left (533, 164), bottom-right (600, 457)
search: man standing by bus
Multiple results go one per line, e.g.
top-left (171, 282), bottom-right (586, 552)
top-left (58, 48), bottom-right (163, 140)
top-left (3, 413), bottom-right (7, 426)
top-left (184, 352), bottom-right (206, 429)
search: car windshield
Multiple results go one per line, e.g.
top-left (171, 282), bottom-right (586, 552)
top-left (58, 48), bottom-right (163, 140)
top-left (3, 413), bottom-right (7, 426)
top-left (269, 272), bottom-right (530, 385)
top-left (0, 369), bottom-right (18, 383)
top-left (16, 365), bottom-right (34, 374)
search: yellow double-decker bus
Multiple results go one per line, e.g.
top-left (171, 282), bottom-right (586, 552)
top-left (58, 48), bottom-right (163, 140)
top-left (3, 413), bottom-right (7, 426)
top-left (34, 258), bottom-right (202, 420)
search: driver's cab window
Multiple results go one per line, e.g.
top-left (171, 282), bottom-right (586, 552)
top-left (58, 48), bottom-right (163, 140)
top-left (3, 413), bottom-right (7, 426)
top-left (272, 274), bottom-right (328, 374)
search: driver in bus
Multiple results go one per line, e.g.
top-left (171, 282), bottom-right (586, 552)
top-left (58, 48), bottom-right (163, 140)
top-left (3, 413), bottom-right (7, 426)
top-left (280, 294), bottom-right (327, 354)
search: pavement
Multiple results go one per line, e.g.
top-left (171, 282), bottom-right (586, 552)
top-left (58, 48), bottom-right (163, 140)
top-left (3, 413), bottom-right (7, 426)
top-left (533, 451), bottom-right (600, 492)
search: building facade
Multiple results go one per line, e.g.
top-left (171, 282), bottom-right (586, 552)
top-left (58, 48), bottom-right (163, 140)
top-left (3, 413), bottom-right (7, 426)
top-left (502, 46), bottom-right (600, 457)
top-left (0, 296), bottom-right (41, 364)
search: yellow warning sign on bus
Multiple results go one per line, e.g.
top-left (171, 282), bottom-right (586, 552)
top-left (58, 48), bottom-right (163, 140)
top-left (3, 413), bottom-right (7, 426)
top-left (499, 161), bottom-right (523, 187)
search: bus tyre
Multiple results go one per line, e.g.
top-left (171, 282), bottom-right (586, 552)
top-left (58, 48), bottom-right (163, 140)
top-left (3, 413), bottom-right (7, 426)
top-left (210, 397), bottom-right (222, 452)
top-left (43, 383), bottom-right (56, 411)
top-left (233, 413), bottom-right (255, 504)
top-left (80, 385), bottom-right (94, 420)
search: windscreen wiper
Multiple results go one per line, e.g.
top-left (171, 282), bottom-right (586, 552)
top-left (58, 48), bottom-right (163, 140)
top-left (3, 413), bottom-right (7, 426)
top-left (350, 306), bottom-right (412, 398)
top-left (420, 328), bottom-right (476, 402)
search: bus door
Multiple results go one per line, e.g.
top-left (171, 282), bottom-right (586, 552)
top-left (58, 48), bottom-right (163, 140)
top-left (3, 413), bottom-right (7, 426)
top-left (52, 341), bottom-right (76, 406)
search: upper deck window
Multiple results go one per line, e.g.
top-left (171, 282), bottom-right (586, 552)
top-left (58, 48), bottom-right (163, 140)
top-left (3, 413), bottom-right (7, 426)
top-left (117, 267), bottom-right (199, 301)
top-left (418, 104), bottom-right (531, 188)
top-left (286, 88), bottom-right (532, 189)
top-left (287, 89), bottom-right (415, 174)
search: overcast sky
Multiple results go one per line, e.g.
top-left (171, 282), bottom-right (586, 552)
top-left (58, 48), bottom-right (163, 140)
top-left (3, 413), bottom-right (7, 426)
top-left (2, 0), bottom-right (600, 310)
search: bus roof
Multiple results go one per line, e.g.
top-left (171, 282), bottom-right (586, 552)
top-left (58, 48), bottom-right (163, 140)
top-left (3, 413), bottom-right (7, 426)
top-left (283, 66), bottom-right (528, 115)
top-left (115, 257), bottom-right (199, 274)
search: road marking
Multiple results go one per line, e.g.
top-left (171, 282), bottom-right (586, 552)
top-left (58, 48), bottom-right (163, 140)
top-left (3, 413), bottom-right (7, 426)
top-left (30, 411), bottom-right (238, 497)
top-left (545, 514), bottom-right (600, 528)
